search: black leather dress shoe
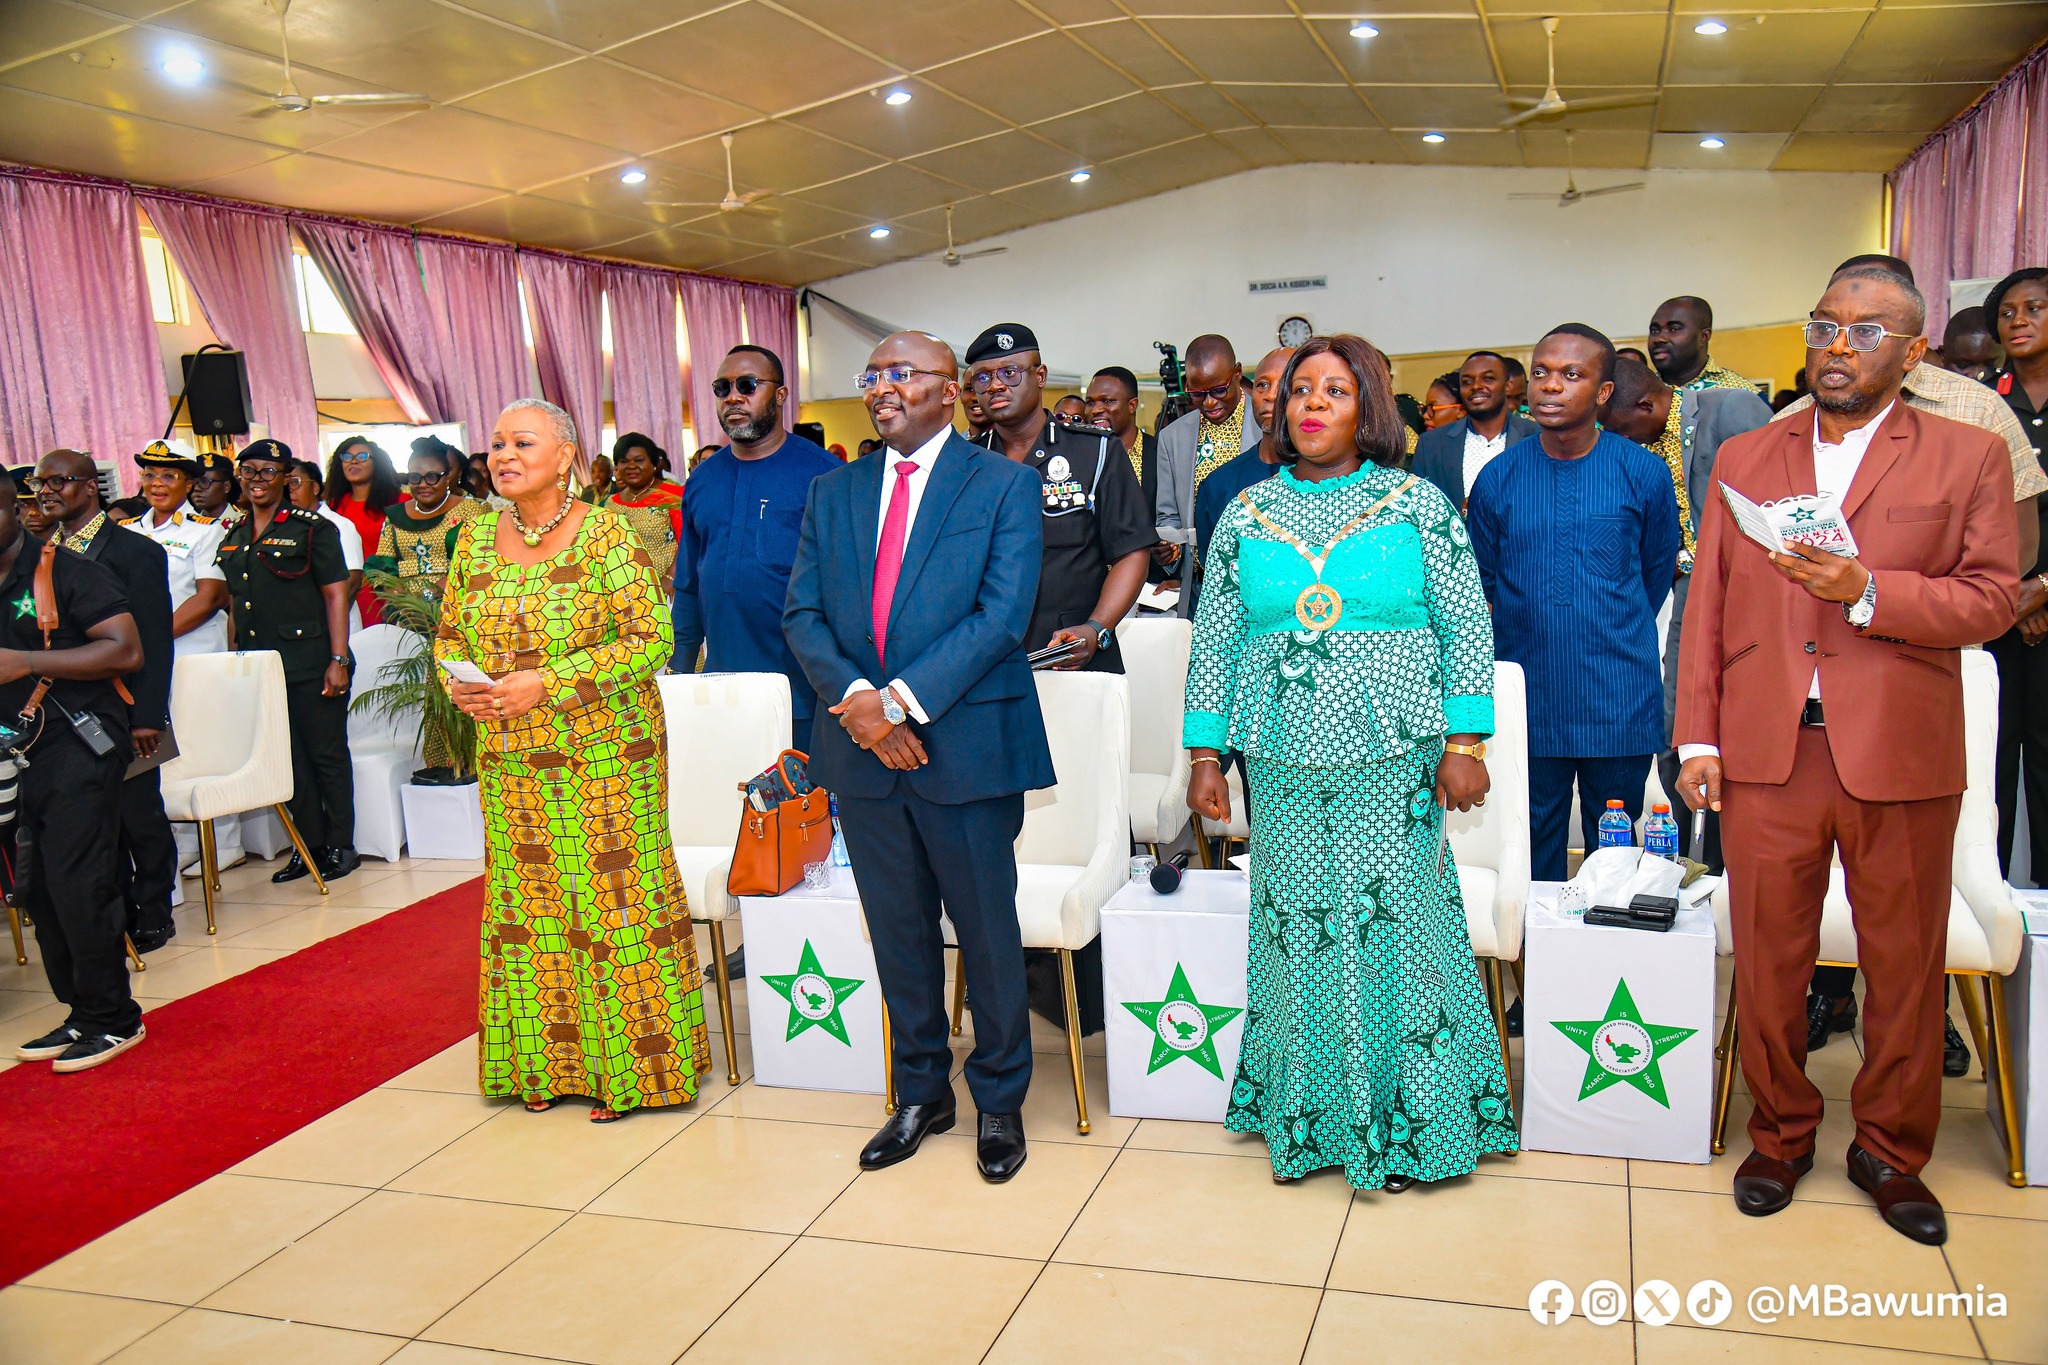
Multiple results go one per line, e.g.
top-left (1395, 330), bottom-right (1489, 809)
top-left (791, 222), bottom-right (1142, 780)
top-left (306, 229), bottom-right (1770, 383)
top-left (1382, 1172), bottom-right (1417, 1193)
top-left (1847, 1143), bottom-right (1947, 1245)
top-left (977, 1111), bottom-right (1026, 1182)
top-left (859, 1096), bottom-right (957, 1170)
top-left (271, 852), bottom-right (311, 884)
top-left (318, 846), bottom-right (360, 881)
top-left (724, 945), bottom-right (746, 981)
top-left (131, 927), bottom-right (176, 954)
top-left (1504, 997), bottom-right (1523, 1039)
top-left (1733, 1149), bottom-right (1813, 1216)
top-left (1943, 1016), bottom-right (1971, 1078)
top-left (1805, 992), bottom-right (1856, 1051)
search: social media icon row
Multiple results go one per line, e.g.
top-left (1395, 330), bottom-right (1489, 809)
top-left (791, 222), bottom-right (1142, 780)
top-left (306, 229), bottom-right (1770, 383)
top-left (1528, 1279), bottom-right (1731, 1326)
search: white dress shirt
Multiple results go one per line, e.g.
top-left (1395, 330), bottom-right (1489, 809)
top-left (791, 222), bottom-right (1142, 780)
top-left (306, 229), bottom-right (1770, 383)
top-left (136, 502), bottom-right (229, 658)
top-left (1461, 424), bottom-right (1509, 501)
top-left (1678, 401), bottom-right (1892, 766)
top-left (846, 423), bottom-right (955, 724)
top-left (313, 501), bottom-right (366, 634)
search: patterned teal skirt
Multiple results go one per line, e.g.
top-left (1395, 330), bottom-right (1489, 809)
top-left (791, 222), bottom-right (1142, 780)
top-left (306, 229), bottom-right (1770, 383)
top-left (1227, 747), bottom-right (1518, 1186)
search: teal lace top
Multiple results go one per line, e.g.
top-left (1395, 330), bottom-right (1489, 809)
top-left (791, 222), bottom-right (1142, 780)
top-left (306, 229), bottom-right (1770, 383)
top-left (1183, 462), bottom-right (1494, 766)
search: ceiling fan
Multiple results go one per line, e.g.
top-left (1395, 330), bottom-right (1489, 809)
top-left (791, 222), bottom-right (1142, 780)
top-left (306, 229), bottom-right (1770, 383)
top-left (1500, 17), bottom-right (1659, 129)
top-left (247, 0), bottom-right (429, 116)
top-left (1509, 130), bottom-right (1645, 206)
top-left (646, 134), bottom-right (777, 213)
top-left (920, 206), bottom-right (1008, 267)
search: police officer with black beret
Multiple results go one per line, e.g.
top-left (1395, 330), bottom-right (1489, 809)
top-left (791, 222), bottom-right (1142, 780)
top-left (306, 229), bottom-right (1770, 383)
top-left (216, 439), bottom-right (358, 883)
top-left (964, 324), bottom-right (1151, 673)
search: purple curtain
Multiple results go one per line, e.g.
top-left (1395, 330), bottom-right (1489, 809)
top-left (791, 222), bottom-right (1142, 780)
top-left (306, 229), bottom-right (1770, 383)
top-left (0, 173), bottom-right (168, 485)
top-left (741, 282), bottom-right (801, 433)
top-left (417, 237), bottom-right (524, 454)
top-left (297, 219), bottom-right (449, 427)
top-left (1890, 40), bottom-right (2048, 336)
top-left (140, 192), bottom-right (318, 464)
top-left (519, 251), bottom-right (604, 474)
top-left (605, 266), bottom-right (685, 465)
top-left (678, 275), bottom-right (748, 451)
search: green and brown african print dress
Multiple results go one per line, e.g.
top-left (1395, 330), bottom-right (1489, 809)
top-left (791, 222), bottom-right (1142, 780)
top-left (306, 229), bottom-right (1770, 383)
top-left (436, 506), bottom-right (708, 1112)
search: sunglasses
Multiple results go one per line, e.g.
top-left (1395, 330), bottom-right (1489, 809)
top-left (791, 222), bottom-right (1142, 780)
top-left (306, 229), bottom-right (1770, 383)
top-left (967, 364), bottom-right (1031, 393)
top-left (1187, 380), bottom-right (1239, 402)
top-left (711, 375), bottom-right (772, 399)
top-left (1803, 320), bottom-right (1918, 352)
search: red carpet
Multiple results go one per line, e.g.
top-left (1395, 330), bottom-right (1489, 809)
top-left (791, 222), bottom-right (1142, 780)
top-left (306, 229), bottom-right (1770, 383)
top-left (0, 876), bottom-right (484, 1287)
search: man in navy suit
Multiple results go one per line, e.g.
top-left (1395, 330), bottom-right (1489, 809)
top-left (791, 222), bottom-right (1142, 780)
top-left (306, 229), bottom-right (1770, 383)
top-left (783, 331), bottom-right (1054, 1182)
top-left (1412, 350), bottom-right (1540, 511)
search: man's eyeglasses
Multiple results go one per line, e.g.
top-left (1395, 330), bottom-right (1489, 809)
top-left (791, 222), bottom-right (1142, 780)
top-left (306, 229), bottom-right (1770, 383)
top-left (30, 474), bottom-right (96, 492)
top-left (856, 364), bottom-right (953, 391)
top-left (1803, 320), bottom-right (1918, 352)
top-left (1186, 380), bottom-right (1238, 402)
top-left (967, 364), bottom-right (1032, 394)
top-left (711, 375), bottom-right (771, 399)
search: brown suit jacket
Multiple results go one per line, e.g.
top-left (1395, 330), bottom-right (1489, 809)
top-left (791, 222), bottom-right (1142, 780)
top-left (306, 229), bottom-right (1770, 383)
top-left (1675, 403), bottom-right (2017, 802)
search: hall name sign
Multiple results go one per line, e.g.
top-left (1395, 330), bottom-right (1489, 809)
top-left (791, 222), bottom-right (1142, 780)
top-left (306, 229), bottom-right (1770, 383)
top-left (1248, 276), bottom-right (1327, 294)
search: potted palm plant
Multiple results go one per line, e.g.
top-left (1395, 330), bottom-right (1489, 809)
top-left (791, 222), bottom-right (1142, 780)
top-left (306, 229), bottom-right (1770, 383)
top-left (353, 569), bottom-right (485, 858)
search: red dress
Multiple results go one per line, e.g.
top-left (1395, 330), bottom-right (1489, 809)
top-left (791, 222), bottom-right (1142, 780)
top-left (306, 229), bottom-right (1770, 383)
top-left (331, 492), bottom-right (394, 625)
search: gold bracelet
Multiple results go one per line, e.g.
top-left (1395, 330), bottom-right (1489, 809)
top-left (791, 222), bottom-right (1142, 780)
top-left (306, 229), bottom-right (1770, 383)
top-left (1190, 755), bottom-right (1222, 767)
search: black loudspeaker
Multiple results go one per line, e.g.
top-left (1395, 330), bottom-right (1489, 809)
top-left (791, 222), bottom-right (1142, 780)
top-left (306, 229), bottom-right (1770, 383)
top-left (181, 350), bottom-right (253, 436)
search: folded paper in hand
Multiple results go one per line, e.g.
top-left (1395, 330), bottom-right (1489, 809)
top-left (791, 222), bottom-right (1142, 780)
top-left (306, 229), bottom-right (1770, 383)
top-left (1719, 482), bottom-right (1858, 557)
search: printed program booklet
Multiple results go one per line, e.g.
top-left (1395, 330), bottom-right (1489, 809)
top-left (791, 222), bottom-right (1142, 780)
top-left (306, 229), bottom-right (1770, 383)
top-left (1718, 482), bottom-right (1859, 557)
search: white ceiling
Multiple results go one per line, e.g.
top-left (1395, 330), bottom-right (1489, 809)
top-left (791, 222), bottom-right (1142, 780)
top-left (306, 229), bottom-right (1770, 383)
top-left (2, 0), bottom-right (2042, 284)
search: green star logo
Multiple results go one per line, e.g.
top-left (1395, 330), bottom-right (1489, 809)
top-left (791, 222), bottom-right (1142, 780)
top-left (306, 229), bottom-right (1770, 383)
top-left (1788, 506), bottom-right (1817, 523)
top-left (11, 591), bottom-right (34, 619)
top-left (1403, 1004), bottom-right (1458, 1059)
top-left (1551, 978), bottom-right (1698, 1108)
top-left (1122, 962), bottom-right (1244, 1079)
top-left (761, 939), bottom-right (865, 1046)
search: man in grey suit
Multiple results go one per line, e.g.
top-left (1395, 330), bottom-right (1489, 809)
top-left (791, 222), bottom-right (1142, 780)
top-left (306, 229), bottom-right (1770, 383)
top-left (1412, 350), bottom-right (1540, 511)
top-left (1154, 334), bottom-right (1261, 613)
top-left (1601, 352), bottom-right (1772, 862)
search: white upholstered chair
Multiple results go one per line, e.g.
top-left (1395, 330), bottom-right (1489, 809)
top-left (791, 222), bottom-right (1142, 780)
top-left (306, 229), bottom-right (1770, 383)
top-left (656, 671), bottom-right (794, 1086)
top-left (1708, 650), bottom-right (2026, 1184)
top-left (1116, 616), bottom-right (1193, 857)
top-left (1449, 662), bottom-right (1532, 1087)
top-left (1013, 670), bottom-right (1131, 1134)
top-left (345, 624), bottom-right (421, 863)
top-left (160, 651), bottom-right (326, 933)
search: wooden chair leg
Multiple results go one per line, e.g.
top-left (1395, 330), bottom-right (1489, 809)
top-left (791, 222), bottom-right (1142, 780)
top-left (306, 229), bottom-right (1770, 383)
top-left (881, 998), bottom-right (897, 1115)
top-left (1190, 816), bottom-right (1215, 870)
top-left (6, 899), bottom-right (24, 966)
top-left (1955, 972), bottom-right (1991, 1082)
top-left (949, 955), bottom-right (967, 1037)
top-left (124, 934), bottom-right (145, 972)
top-left (1482, 958), bottom-right (1513, 1093)
top-left (272, 804), bottom-right (328, 896)
top-left (706, 920), bottom-right (741, 1086)
top-left (1985, 974), bottom-right (2026, 1187)
top-left (1059, 947), bottom-right (1091, 1135)
top-left (197, 817), bottom-right (219, 935)
top-left (1712, 978), bottom-right (1739, 1156)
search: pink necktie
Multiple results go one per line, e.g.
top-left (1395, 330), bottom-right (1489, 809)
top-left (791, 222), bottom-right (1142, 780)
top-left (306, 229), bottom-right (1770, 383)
top-left (871, 459), bottom-right (919, 668)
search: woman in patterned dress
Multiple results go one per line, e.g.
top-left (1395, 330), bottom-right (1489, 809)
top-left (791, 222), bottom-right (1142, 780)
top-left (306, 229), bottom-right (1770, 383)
top-left (437, 398), bottom-right (708, 1122)
top-left (368, 438), bottom-right (483, 606)
top-left (605, 433), bottom-right (684, 585)
top-left (1185, 335), bottom-right (1516, 1189)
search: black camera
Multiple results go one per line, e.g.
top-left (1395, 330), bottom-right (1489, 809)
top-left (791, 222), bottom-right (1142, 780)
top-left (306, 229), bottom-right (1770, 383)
top-left (1153, 341), bottom-right (1193, 431)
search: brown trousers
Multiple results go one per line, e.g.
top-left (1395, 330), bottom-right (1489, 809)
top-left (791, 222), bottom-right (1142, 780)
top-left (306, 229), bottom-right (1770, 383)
top-left (1721, 724), bottom-right (1959, 1174)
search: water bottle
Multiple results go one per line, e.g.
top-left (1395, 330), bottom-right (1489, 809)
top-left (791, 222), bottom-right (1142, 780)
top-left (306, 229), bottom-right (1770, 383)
top-left (1596, 799), bottom-right (1634, 849)
top-left (1644, 802), bottom-right (1681, 862)
top-left (828, 792), bottom-right (851, 867)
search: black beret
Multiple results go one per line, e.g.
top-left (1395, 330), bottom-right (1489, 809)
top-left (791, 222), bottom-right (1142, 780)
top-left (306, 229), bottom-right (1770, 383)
top-left (236, 438), bottom-right (293, 466)
top-left (964, 323), bottom-right (1040, 367)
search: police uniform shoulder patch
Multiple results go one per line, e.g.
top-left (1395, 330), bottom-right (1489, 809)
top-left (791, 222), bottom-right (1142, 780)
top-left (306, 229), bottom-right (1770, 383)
top-left (1053, 418), bottom-right (1115, 438)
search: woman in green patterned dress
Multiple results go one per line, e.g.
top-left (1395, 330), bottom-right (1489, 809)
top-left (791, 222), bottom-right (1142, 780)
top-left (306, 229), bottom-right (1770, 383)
top-left (1186, 335), bottom-right (1516, 1189)
top-left (437, 398), bottom-right (708, 1122)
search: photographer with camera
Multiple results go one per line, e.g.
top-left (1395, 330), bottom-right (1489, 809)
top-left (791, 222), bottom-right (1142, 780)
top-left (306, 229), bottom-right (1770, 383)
top-left (0, 471), bottom-right (147, 1073)
top-left (1153, 335), bottom-right (1262, 617)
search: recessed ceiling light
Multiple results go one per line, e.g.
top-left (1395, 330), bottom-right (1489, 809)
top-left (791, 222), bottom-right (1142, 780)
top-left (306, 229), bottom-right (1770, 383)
top-left (1694, 19), bottom-right (1728, 35)
top-left (1070, 169), bottom-right (1092, 183)
top-left (1699, 136), bottom-right (1726, 149)
top-left (159, 47), bottom-right (205, 84)
top-left (619, 168), bottom-right (647, 185)
top-left (884, 88), bottom-right (912, 106)
top-left (869, 226), bottom-right (891, 239)
top-left (1422, 132), bottom-right (1446, 144)
top-left (1349, 22), bottom-right (1378, 39)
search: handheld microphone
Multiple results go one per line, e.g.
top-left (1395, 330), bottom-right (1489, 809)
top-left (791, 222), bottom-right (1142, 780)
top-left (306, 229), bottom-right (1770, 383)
top-left (1150, 850), bottom-right (1194, 894)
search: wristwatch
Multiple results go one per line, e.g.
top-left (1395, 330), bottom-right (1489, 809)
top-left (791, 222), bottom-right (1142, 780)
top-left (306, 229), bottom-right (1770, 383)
top-left (877, 687), bottom-right (907, 726)
top-left (1843, 571), bottom-right (1878, 627)
top-left (1443, 741), bottom-right (1487, 760)
top-left (329, 653), bottom-right (352, 668)
top-left (1086, 619), bottom-right (1113, 651)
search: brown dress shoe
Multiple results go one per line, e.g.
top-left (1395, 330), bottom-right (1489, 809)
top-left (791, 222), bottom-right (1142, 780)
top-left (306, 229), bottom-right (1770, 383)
top-left (1733, 1149), bottom-right (1813, 1216)
top-left (1846, 1143), bottom-right (1947, 1245)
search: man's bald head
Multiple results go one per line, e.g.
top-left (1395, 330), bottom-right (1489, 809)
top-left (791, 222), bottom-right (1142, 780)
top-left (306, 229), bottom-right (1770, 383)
top-left (1648, 296), bottom-right (1714, 385)
top-left (1185, 334), bottom-right (1236, 369)
top-left (34, 447), bottom-right (100, 530)
top-left (37, 448), bottom-right (94, 479)
top-left (869, 330), bottom-right (958, 378)
top-left (1184, 334), bottom-right (1243, 423)
top-left (1250, 346), bottom-right (1295, 435)
top-left (864, 331), bottom-right (960, 451)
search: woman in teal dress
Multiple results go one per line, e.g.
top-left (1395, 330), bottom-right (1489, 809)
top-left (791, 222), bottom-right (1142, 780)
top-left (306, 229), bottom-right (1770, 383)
top-left (1186, 334), bottom-right (1516, 1189)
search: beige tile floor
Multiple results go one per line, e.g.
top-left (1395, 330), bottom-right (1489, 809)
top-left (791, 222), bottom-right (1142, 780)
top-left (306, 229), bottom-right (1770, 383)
top-left (3, 852), bottom-right (2044, 1364)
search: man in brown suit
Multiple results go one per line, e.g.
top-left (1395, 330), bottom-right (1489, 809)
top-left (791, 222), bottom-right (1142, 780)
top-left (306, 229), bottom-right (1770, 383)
top-left (1675, 266), bottom-right (2018, 1245)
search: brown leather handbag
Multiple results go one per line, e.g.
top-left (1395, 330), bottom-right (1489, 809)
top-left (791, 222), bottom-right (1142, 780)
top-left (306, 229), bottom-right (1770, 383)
top-left (726, 749), bottom-right (834, 897)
